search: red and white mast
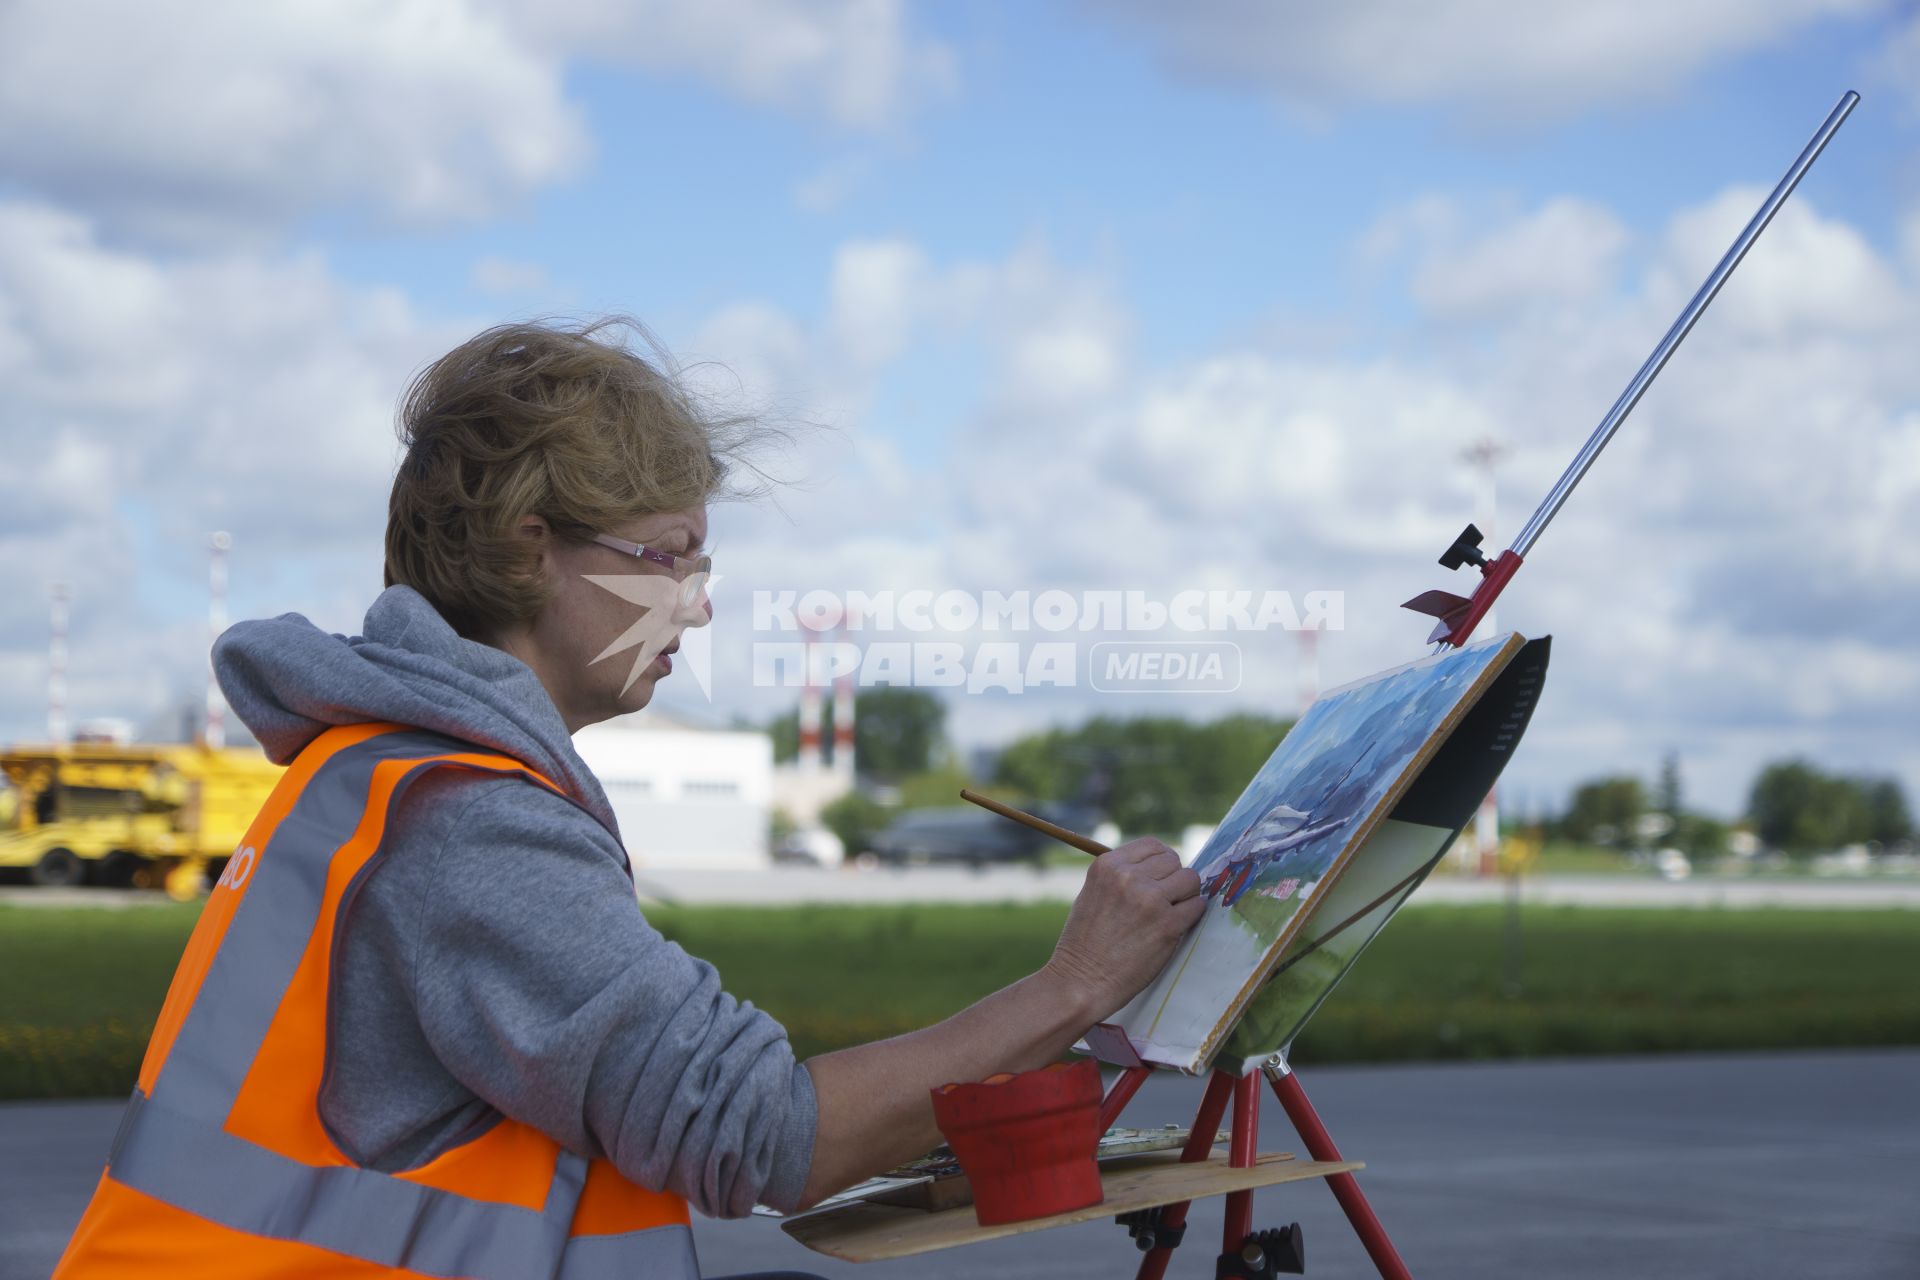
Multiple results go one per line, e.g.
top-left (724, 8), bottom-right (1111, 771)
top-left (1296, 621), bottom-right (1320, 719)
top-left (831, 631), bottom-right (856, 781)
top-left (797, 621), bottom-right (824, 773)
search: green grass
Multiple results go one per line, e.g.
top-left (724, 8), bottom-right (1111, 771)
top-left (0, 903), bottom-right (200, 1099)
top-left (3, 901), bottom-right (1917, 1099)
top-left (648, 902), bottom-right (1065, 1060)
top-left (1282, 904), bottom-right (1920, 1064)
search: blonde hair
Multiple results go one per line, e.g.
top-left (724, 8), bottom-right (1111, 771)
top-left (385, 317), bottom-right (755, 639)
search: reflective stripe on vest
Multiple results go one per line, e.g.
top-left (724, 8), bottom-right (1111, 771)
top-left (54, 724), bottom-right (697, 1279)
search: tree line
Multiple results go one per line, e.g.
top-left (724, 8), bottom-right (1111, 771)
top-left (769, 689), bottom-right (1293, 846)
top-left (770, 693), bottom-right (1913, 858)
top-left (1559, 754), bottom-right (1913, 857)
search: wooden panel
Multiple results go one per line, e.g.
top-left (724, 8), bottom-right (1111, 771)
top-left (782, 1151), bottom-right (1363, 1262)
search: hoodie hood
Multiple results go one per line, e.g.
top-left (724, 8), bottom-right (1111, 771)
top-left (213, 584), bottom-right (620, 841)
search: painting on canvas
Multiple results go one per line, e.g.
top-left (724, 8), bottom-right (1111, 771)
top-left (1216, 635), bottom-right (1552, 1072)
top-left (1104, 632), bottom-right (1526, 1072)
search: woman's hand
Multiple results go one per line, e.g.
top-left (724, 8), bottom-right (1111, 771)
top-left (794, 836), bottom-right (1205, 1212)
top-left (1042, 837), bottom-right (1206, 1022)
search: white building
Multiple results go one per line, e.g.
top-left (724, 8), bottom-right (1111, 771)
top-left (573, 711), bottom-right (773, 871)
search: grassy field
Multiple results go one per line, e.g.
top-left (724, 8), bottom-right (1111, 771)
top-left (2, 900), bottom-right (1917, 1099)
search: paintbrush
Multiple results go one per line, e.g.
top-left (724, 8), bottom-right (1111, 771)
top-left (959, 788), bottom-right (1109, 856)
top-left (961, 788), bottom-right (1438, 976)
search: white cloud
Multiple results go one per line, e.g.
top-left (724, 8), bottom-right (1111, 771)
top-left (0, 0), bottom-right (951, 241)
top-left (1655, 186), bottom-right (1907, 338)
top-left (687, 302), bottom-right (816, 410)
top-left (1091, 0), bottom-right (1882, 120)
top-left (827, 240), bottom-right (930, 372)
top-left (0, 199), bottom-right (464, 737)
top-left (944, 243), bottom-right (1130, 413)
top-left (1902, 209), bottom-right (1920, 277)
top-left (6, 183), bottom-right (1915, 818)
top-left (1359, 194), bottom-right (1632, 319)
top-left (686, 236), bottom-right (1128, 428)
top-left (678, 195), bottom-right (1920, 816)
top-left (500, 0), bottom-right (956, 132)
top-left (1868, 9), bottom-right (1920, 117)
top-left (1012, 328), bottom-right (1119, 405)
top-left (1410, 198), bottom-right (1630, 318)
top-left (0, 0), bottom-right (588, 240)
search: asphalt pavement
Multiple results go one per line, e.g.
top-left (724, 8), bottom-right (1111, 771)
top-left (6, 870), bottom-right (1919, 909)
top-left (4, 1049), bottom-right (1915, 1279)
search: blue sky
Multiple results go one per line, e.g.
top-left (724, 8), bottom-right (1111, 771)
top-left (2, 0), bottom-right (1917, 820)
top-left (320, 5), bottom-right (1907, 354)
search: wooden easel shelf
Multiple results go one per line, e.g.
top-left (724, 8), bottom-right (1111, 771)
top-left (781, 1149), bottom-right (1363, 1262)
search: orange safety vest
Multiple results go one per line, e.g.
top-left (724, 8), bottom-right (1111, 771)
top-left (54, 723), bottom-right (697, 1279)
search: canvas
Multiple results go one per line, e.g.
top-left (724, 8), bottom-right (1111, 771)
top-left (1215, 635), bottom-right (1552, 1071)
top-left (1101, 632), bottom-right (1529, 1072)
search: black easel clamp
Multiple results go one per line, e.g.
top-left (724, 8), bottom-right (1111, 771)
top-left (1216, 1223), bottom-right (1306, 1278)
top-left (1116, 1207), bottom-right (1186, 1252)
top-left (1438, 523), bottom-right (1489, 571)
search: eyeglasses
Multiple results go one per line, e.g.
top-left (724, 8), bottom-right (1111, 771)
top-left (589, 532), bottom-right (712, 606)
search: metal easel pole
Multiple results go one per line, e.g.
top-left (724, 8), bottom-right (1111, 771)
top-left (1509, 89), bottom-right (1858, 559)
top-left (1405, 90), bottom-right (1860, 648)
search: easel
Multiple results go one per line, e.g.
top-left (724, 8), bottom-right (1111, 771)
top-left (1029, 89), bottom-right (1861, 1280)
top-left (1031, 817), bottom-right (1422, 1280)
top-left (1090, 1057), bottom-right (1398, 1279)
top-left (783, 87), bottom-right (1858, 1274)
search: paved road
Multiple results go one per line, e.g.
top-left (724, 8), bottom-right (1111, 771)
top-left (6, 871), bottom-right (1919, 910)
top-left (5, 1050), bottom-right (1915, 1279)
top-left (622, 868), bottom-right (1920, 910)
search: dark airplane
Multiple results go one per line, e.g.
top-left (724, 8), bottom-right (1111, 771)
top-left (1201, 803), bottom-right (1354, 907)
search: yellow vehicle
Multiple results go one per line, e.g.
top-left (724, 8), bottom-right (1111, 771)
top-left (0, 741), bottom-right (283, 899)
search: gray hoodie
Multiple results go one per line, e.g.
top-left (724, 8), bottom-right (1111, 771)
top-left (212, 584), bottom-right (817, 1220)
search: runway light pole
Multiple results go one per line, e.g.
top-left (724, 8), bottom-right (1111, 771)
top-left (1296, 619), bottom-right (1320, 719)
top-left (1463, 437), bottom-right (1506, 876)
top-left (49, 583), bottom-right (70, 749)
top-left (205, 532), bottom-right (231, 750)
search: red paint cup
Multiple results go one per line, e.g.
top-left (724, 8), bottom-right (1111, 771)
top-left (929, 1057), bottom-right (1105, 1225)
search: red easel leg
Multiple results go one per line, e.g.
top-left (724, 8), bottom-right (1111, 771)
top-left (1134, 1069), bottom-right (1235, 1280)
top-left (1222, 1070), bottom-right (1259, 1252)
top-left (1264, 1062), bottom-right (1413, 1280)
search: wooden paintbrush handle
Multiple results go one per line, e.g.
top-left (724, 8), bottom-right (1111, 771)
top-left (959, 788), bottom-right (1109, 856)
